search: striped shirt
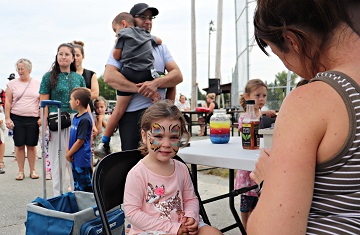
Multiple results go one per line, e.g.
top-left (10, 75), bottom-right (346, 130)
top-left (307, 71), bottom-right (360, 234)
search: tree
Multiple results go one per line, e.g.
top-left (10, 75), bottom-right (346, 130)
top-left (266, 71), bottom-right (299, 110)
top-left (98, 75), bottom-right (116, 101)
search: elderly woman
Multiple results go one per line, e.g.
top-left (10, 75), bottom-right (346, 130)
top-left (5, 58), bottom-right (41, 180)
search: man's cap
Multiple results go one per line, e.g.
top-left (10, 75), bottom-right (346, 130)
top-left (130, 3), bottom-right (159, 17)
top-left (7, 73), bottom-right (15, 80)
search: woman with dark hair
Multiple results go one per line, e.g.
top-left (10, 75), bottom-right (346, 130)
top-left (71, 40), bottom-right (99, 111)
top-left (248, 0), bottom-right (360, 234)
top-left (39, 43), bottom-right (86, 196)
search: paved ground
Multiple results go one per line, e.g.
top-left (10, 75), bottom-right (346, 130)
top-left (0, 127), bottom-right (242, 235)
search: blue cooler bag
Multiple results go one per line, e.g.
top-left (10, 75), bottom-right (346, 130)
top-left (25, 191), bottom-right (124, 235)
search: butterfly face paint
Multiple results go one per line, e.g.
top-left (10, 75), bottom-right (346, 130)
top-left (147, 120), bottom-right (181, 155)
top-left (148, 123), bottom-right (164, 152)
top-left (169, 124), bottom-right (181, 153)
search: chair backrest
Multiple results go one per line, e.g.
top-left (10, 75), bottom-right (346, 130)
top-left (92, 149), bottom-right (144, 235)
top-left (92, 149), bottom-right (209, 235)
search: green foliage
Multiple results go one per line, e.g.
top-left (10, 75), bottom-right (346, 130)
top-left (98, 75), bottom-right (116, 101)
top-left (266, 71), bottom-right (299, 110)
top-left (197, 88), bottom-right (206, 100)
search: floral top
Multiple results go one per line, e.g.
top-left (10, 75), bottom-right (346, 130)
top-left (39, 71), bottom-right (86, 113)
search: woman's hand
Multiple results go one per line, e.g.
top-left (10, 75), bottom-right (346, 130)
top-left (250, 148), bottom-right (271, 185)
top-left (5, 118), bottom-right (14, 130)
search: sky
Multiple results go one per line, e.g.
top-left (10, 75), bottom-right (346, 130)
top-left (0, 0), bottom-right (287, 99)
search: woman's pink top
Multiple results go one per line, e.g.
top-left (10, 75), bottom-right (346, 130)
top-left (7, 78), bottom-right (40, 117)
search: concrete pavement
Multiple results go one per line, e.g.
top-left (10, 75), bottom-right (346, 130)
top-left (0, 128), bottom-right (242, 235)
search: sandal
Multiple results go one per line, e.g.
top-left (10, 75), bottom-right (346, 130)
top-left (196, 133), bottom-right (204, 137)
top-left (16, 172), bottom-right (25, 180)
top-left (30, 171), bottom-right (39, 179)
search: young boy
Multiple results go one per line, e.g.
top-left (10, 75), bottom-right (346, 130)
top-left (94, 12), bottom-right (164, 158)
top-left (66, 88), bottom-right (93, 192)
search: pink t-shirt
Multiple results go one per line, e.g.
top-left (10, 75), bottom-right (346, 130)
top-left (124, 159), bottom-right (199, 235)
top-left (7, 78), bottom-right (40, 117)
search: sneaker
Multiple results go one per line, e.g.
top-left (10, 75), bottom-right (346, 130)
top-left (0, 168), bottom-right (5, 174)
top-left (94, 143), bottom-right (111, 159)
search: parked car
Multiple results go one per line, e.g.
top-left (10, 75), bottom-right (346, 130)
top-left (106, 100), bottom-right (116, 114)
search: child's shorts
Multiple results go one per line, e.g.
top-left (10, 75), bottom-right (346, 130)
top-left (240, 195), bottom-right (258, 213)
top-left (71, 164), bottom-right (93, 192)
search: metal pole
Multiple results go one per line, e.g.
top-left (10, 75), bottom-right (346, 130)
top-left (215, 0), bottom-right (223, 81)
top-left (286, 70), bottom-right (292, 96)
top-left (191, 0), bottom-right (197, 109)
top-left (208, 21), bottom-right (215, 81)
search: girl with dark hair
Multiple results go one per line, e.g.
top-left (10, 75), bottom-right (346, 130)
top-left (39, 43), bottom-right (86, 196)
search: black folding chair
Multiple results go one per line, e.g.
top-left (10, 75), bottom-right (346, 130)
top-left (92, 149), bottom-right (210, 235)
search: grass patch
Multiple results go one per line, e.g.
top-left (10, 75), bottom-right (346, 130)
top-left (196, 165), bottom-right (230, 178)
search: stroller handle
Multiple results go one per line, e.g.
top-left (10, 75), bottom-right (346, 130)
top-left (40, 100), bottom-right (62, 108)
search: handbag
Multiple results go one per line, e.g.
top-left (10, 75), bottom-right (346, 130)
top-left (48, 112), bottom-right (71, 131)
top-left (47, 73), bottom-right (72, 131)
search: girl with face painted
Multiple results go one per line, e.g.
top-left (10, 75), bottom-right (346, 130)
top-left (123, 100), bottom-right (223, 235)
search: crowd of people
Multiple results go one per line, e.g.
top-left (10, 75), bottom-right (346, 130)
top-left (2, 0), bottom-right (360, 234)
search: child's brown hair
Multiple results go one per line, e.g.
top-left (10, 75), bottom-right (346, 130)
top-left (240, 79), bottom-right (268, 111)
top-left (71, 87), bottom-right (91, 108)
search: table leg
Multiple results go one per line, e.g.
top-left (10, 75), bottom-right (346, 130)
top-left (190, 164), bottom-right (198, 190)
top-left (229, 169), bottom-right (247, 235)
top-left (190, 164), bottom-right (211, 225)
top-left (204, 114), bottom-right (208, 136)
top-left (188, 114), bottom-right (193, 136)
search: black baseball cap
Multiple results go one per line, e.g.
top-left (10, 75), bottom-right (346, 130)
top-left (7, 73), bottom-right (15, 80)
top-left (130, 3), bottom-right (159, 17)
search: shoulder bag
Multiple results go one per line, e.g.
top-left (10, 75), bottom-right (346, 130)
top-left (47, 73), bottom-right (72, 131)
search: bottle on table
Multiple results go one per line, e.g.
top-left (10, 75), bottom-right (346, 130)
top-left (210, 109), bottom-right (230, 144)
top-left (242, 100), bottom-right (260, 149)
